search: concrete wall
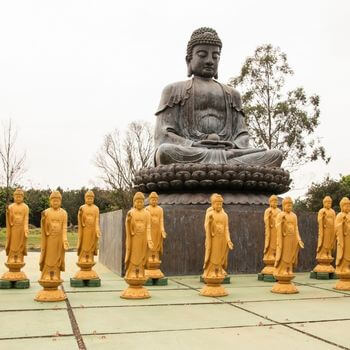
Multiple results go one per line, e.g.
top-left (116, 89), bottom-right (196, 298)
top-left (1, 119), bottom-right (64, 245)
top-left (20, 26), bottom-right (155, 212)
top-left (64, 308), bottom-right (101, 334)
top-left (99, 205), bottom-right (319, 276)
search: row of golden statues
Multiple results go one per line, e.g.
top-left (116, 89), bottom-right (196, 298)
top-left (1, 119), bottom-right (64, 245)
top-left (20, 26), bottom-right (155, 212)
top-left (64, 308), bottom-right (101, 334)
top-left (1, 189), bottom-right (350, 301)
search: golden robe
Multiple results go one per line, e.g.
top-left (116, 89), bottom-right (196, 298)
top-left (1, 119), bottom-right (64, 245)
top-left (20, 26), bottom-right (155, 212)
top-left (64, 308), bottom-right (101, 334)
top-left (335, 212), bottom-right (350, 273)
top-left (146, 205), bottom-right (165, 258)
top-left (263, 207), bottom-right (281, 261)
top-left (316, 208), bottom-right (336, 259)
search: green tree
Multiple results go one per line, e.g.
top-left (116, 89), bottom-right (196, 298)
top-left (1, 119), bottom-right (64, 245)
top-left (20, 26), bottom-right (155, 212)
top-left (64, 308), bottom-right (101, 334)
top-left (229, 44), bottom-right (329, 170)
top-left (295, 175), bottom-right (350, 212)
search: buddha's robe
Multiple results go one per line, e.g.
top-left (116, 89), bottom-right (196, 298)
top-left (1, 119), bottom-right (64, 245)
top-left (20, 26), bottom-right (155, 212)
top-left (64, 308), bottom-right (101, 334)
top-left (335, 212), bottom-right (350, 274)
top-left (154, 77), bottom-right (282, 167)
top-left (5, 203), bottom-right (29, 263)
top-left (263, 207), bottom-right (281, 262)
top-left (39, 208), bottom-right (67, 281)
top-left (145, 205), bottom-right (165, 261)
top-left (316, 208), bottom-right (336, 259)
top-left (77, 204), bottom-right (100, 264)
top-left (125, 208), bottom-right (152, 278)
top-left (203, 208), bottom-right (232, 278)
top-left (274, 211), bottom-right (301, 276)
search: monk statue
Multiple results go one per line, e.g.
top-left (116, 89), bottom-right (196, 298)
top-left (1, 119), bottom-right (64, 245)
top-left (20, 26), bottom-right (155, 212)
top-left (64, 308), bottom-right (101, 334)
top-left (1, 188), bottom-right (29, 284)
top-left (145, 192), bottom-right (167, 282)
top-left (154, 27), bottom-right (282, 167)
top-left (121, 192), bottom-right (154, 299)
top-left (260, 195), bottom-right (281, 280)
top-left (200, 194), bottom-right (233, 297)
top-left (35, 191), bottom-right (69, 302)
top-left (334, 197), bottom-right (350, 290)
top-left (271, 197), bottom-right (304, 294)
top-left (311, 196), bottom-right (336, 277)
top-left (73, 190), bottom-right (101, 284)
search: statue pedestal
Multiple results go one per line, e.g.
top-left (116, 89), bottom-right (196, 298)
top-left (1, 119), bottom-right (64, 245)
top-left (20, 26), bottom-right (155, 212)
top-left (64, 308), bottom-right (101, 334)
top-left (35, 279), bottom-right (66, 302)
top-left (311, 257), bottom-right (336, 280)
top-left (74, 261), bottom-right (99, 280)
top-left (1, 262), bottom-right (27, 281)
top-left (145, 256), bottom-right (165, 280)
top-left (271, 274), bottom-right (298, 294)
top-left (334, 272), bottom-right (350, 291)
top-left (121, 277), bottom-right (150, 299)
top-left (200, 276), bottom-right (228, 297)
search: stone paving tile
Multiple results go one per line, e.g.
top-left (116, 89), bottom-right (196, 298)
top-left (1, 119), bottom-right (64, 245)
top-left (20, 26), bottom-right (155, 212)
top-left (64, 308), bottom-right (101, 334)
top-left (0, 336), bottom-right (78, 350)
top-left (68, 289), bottom-right (220, 308)
top-left (75, 303), bottom-right (273, 335)
top-left (82, 325), bottom-right (341, 350)
top-left (289, 320), bottom-right (350, 349)
top-left (303, 282), bottom-right (350, 295)
top-left (0, 310), bottom-right (72, 339)
top-left (239, 297), bottom-right (350, 323)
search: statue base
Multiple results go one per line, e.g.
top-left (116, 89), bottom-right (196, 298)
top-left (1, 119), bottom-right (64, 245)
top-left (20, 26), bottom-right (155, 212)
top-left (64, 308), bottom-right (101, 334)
top-left (260, 258), bottom-right (275, 276)
top-left (121, 277), bottom-right (150, 299)
top-left (70, 278), bottom-right (101, 287)
top-left (271, 274), bottom-right (298, 294)
top-left (200, 276), bottom-right (228, 297)
top-left (0, 279), bottom-right (30, 289)
top-left (200, 275), bottom-right (231, 284)
top-left (74, 262), bottom-right (99, 280)
top-left (334, 272), bottom-right (350, 291)
top-left (2, 262), bottom-right (27, 281)
top-left (35, 279), bottom-right (66, 302)
top-left (312, 257), bottom-right (335, 274)
top-left (257, 273), bottom-right (276, 282)
top-left (145, 277), bottom-right (168, 286)
top-left (310, 271), bottom-right (338, 280)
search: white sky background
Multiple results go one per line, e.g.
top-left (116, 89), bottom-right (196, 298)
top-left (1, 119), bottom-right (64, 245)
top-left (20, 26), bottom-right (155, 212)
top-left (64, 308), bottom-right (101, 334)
top-left (0, 0), bottom-right (349, 197)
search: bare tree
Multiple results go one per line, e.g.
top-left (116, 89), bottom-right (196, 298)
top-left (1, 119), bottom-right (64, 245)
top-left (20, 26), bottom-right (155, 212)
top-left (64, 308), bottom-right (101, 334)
top-left (0, 119), bottom-right (26, 205)
top-left (94, 121), bottom-right (154, 207)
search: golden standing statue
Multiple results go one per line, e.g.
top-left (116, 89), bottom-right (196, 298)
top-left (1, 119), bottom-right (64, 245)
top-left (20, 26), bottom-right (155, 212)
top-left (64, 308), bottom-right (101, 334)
top-left (145, 192), bottom-right (167, 280)
top-left (1, 188), bottom-right (29, 282)
top-left (260, 195), bottom-right (281, 278)
top-left (121, 192), bottom-right (154, 299)
top-left (35, 191), bottom-right (69, 302)
top-left (334, 197), bottom-right (350, 290)
top-left (73, 190), bottom-right (101, 282)
top-left (312, 196), bottom-right (336, 276)
top-left (271, 197), bottom-right (304, 294)
top-left (200, 194), bottom-right (233, 297)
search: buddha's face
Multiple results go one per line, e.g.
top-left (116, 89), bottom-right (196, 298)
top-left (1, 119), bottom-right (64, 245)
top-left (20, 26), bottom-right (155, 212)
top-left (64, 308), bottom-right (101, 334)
top-left (324, 199), bottom-right (332, 209)
top-left (134, 199), bottom-right (144, 210)
top-left (188, 44), bottom-right (220, 78)
top-left (14, 194), bottom-right (23, 204)
top-left (343, 202), bottom-right (350, 213)
top-left (283, 202), bottom-right (293, 213)
top-left (213, 200), bottom-right (223, 212)
top-left (269, 198), bottom-right (278, 209)
top-left (85, 195), bottom-right (94, 205)
top-left (51, 198), bottom-right (61, 210)
top-left (150, 197), bottom-right (158, 207)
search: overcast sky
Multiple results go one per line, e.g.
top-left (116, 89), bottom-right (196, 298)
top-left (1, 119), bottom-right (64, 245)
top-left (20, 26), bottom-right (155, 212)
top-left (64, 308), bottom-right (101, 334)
top-left (0, 0), bottom-right (349, 197)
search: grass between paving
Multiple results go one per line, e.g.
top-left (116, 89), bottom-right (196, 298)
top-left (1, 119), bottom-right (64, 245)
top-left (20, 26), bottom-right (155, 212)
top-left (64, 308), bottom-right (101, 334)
top-left (0, 228), bottom-right (78, 250)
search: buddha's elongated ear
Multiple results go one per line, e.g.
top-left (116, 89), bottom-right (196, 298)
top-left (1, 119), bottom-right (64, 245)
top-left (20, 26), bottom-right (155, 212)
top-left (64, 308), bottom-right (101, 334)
top-left (186, 62), bottom-right (193, 77)
top-left (214, 72), bottom-right (218, 79)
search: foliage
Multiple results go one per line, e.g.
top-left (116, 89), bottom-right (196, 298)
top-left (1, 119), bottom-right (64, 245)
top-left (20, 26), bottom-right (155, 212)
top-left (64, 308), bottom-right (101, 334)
top-left (229, 44), bottom-right (329, 170)
top-left (294, 175), bottom-right (350, 212)
top-left (94, 120), bottom-right (154, 208)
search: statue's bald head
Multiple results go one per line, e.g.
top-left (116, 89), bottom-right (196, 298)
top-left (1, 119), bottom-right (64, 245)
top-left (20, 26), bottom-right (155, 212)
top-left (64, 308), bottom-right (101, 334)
top-left (186, 27), bottom-right (222, 62)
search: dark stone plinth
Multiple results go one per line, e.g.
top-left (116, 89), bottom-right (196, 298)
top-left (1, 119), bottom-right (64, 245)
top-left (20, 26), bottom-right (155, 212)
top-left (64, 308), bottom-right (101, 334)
top-left (99, 202), bottom-right (318, 276)
top-left (70, 278), bottom-right (101, 287)
top-left (310, 271), bottom-right (338, 280)
top-left (0, 279), bottom-right (30, 289)
top-left (145, 278), bottom-right (168, 286)
top-left (257, 273), bottom-right (276, 282)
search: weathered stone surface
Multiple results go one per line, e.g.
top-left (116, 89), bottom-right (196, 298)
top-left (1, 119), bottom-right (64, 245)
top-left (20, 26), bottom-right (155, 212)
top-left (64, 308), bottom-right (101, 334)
top-left (99, 205), bottom-right (318, 276)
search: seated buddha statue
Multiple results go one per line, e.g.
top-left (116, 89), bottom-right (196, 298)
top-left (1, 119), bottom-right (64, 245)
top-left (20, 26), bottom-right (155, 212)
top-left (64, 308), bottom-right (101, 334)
top-left (154, 27), bottom-right (282, 167)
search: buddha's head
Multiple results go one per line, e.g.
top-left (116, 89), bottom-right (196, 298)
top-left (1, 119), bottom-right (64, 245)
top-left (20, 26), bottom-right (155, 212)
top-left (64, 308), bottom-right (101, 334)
top-left (282, 197), bottom-right (293, 213)
top-left (13, 188), bottom-right (24, 204)
top-left (269, 195), bottom-right (278, 209)
top-left (186, 27), bottom-right (222, 79)
top-left (149, 192), bottom-right (158, 207)
top-left (85, 190), bottom-right (95, 205)
top-left (211, 193), bottom-right (224, 212)
top-left (50, 191), bottom-right (62, 210)
top-left (323, 196), bottom-right (332, 209)
top-left (340, 197), bottom-right (350, 213)
top-left (133, 192), bottom-right (145, 210)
